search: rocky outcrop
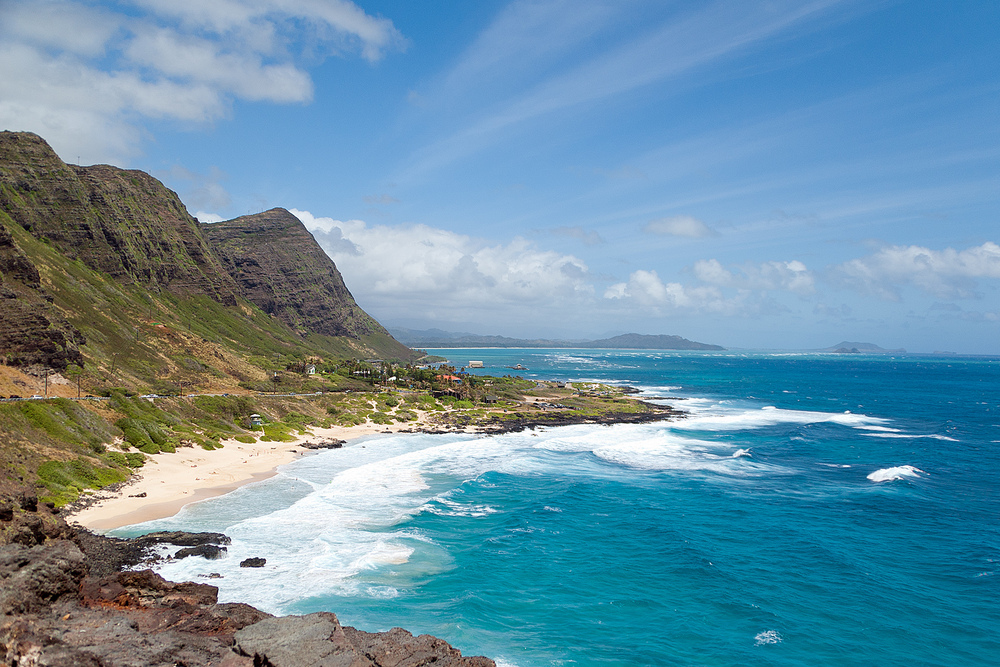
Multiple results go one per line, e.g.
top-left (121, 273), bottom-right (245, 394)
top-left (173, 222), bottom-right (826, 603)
top-left (235, 613), bottom-right (494, 667)
top-left (0, 131), bottom-right (240, 305)
top-left (0, 497), bottom-right (495, 667)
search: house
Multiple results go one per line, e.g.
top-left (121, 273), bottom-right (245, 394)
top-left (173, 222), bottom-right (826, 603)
top-left (305, 364), bottom-right (316, 375)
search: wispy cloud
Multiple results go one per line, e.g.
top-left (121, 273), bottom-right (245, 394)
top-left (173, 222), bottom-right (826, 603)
top-left (552, 226), bottom-right (605, 246)
top-left (0, 0), bottom-right (404, 164)
top-left (161, 165), bottom-right (232, 213)
top-left (645, 215), bottom-right (718, 238)
top-left (402, 0), bottom-right (846, 178)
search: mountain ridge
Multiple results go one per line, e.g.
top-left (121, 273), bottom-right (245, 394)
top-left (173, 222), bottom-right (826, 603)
top-left (391, 328), bottom-right (724, 350)
top-left (0, 131), bottom-right (415, 382)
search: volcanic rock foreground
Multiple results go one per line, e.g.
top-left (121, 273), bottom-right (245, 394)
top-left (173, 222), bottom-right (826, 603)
top-left (0, 495), bottom-right (494, 667)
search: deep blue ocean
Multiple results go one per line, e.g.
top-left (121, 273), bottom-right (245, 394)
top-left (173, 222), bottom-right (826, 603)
top-left (118, 350), bottom-right (1000, 666)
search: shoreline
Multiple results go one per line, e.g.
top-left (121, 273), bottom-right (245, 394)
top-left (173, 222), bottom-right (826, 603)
top-left (67, 421), bottom-right (430, 532)
top-left (67, 402), bottom-right (679, 533)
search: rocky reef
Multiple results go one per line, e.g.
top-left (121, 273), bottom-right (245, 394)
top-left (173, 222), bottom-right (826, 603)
top-left (0, 491), bottom-right (494, 667)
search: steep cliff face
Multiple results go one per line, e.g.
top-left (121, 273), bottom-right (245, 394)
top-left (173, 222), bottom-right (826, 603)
top-left (0, 131), bottom-right (414, 376)
top-left (0, 132), bottom-right (239, 305)
top-left (0, 216), bottom-right (84, 369)
top-left (202, 208), bottom-right (406, 353)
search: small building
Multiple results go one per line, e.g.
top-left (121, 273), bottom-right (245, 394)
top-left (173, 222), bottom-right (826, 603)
top-left (249, 414), bottom-right (264, 429)
top-left (468, 360), bottom-right (484, 368)
top-left (305, 364), bottom-right (316, 375)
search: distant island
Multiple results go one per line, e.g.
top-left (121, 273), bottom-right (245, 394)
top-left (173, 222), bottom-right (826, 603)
top-left (391, 328), bottom-right (725, 351)
top-left (818, 341), bottom-right (907, 354)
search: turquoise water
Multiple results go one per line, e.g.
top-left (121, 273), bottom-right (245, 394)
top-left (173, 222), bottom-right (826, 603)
top-left (120, 350), bottom-right (1000, 666)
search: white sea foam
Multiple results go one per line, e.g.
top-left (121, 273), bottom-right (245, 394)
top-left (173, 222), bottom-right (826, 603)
top-left (861, 432), bottom-right (958, 441)
top-left (732, 448), bottom-right (752, 458)
top-left (532, 423), bottom-right (774, 475)
top-left (676, 404), bottom-right (886, 431)
top-left (150, 433), bottom-right (536, 612)
top-left (867, 465), bottom-right (925, 482)
top-left (755, 630), bottom-right (782, 645)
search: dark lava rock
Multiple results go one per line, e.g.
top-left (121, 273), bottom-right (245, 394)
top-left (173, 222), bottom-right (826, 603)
top-left (175, 544), bottom-right (228, 560)
top-left (134, 530), bottom-right (232, 547)
top-left (300, 438), bottom-right (345, 450)
top-left (73, 530), bottom-right (156, 577)
top-left (235, 613), bottom-right (494, 667)
top-left (240, 557), bottom-right (266, 568)
top-left (0, 540), bottom-right (87, 615)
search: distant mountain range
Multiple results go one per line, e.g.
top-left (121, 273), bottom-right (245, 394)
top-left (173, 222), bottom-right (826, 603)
top-left (390, 328), bottom-right (725, 351)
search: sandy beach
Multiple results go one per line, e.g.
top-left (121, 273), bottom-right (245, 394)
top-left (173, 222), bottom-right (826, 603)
top-left (68, 421), bottom-right (428, 532)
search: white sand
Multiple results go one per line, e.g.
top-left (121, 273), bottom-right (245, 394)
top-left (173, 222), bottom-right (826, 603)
top-left (68, 421), bottom-right (428, 532)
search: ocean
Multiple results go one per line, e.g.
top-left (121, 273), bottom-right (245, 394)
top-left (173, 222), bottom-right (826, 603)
top-left (115, 350), bottom-right (1000, 666)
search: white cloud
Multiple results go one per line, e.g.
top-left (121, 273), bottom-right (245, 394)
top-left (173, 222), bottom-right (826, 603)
top-left (194, 211), bottom-right (225, 223)
top-left (0, 0), bottom-right (404, 164)
top-left (693, 258), bottom-right (815, 295)
top-left (291, 209), bottom-right (594, 313)
top-left (645, 215), bottom-right (717, 238)
top-left (604, 270), bottom-right (727, 311)
top-left (835, 241), bottom-right (1000, 300)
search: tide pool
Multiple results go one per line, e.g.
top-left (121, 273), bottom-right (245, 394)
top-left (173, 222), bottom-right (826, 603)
top-left (117, 350), bottom-right (1000, 666)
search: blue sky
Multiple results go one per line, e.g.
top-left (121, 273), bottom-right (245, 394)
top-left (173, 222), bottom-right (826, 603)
top-left (2, 1), bottom-right (999, 353)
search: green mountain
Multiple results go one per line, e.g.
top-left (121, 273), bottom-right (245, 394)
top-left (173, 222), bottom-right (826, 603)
top-left (0, 131), bottom-right (415, 386)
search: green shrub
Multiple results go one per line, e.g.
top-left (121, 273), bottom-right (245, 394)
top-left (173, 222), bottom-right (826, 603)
top-left (105, 451), bottom-right (128, 467)
top-left (234, 435), bottom-right (256, 444)
top-left (115, 416), bottom-right (172, 448)
top-left (369, 411), bottom-right (392, 425)
top-left (261, 422), bottom-right (296, 442)
top-left (37, 457), bottom-right (129, 507)
top-left (125, 452), bottom-right (146, 467)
